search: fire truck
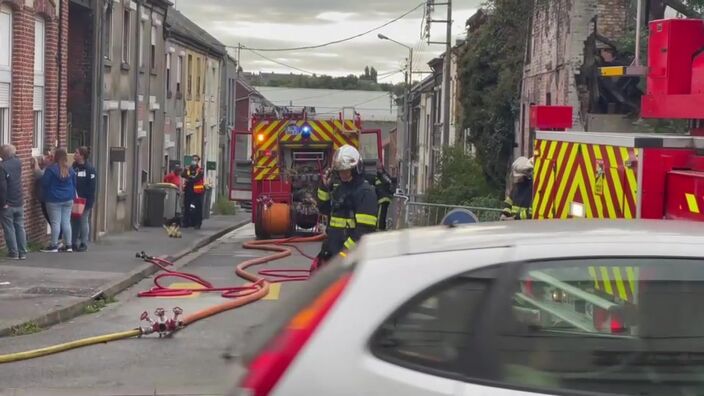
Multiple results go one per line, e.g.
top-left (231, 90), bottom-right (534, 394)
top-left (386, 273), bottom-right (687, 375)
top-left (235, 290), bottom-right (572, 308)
top-left (522, 17), bottom-right (704, 337)
top-left (229, 107), bottom-right (383, 239)
top-left (532, 18), bottom-right (704, 223)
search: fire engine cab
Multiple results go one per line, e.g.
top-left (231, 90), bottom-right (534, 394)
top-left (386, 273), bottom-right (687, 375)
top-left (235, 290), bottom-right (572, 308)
top-left (229, 107), bottom-right (382, 239)
top-left (532, 18), bottom-right (704, 222)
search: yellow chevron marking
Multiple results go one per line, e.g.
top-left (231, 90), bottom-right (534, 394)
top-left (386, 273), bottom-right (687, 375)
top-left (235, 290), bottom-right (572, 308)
top-left (535, 141), bottom-right (555, 194)
top-left (592, 147), bottom-right (616, 218)
top-left (612, 267), bottom-right (629, 301)
top-left (686, 193), bottom-right (700, 214)
top-left (537, 142), bottom-right (559, 217)
top-left (621, 147), bottom-right (639, 202)
top-left (581, 144), bottom-right (604, 218)
top-left (606, 146), bottom-right (626, 214)
top-left (553, 142), bottom-right (579, 218)
top-left (311, 122), bottom-right (333, 143)
top-left (600, 266), bottom-right (613, 295)
top-left (588, 266), bottom-right (599, 290)
top-left (259, 123), bottom-right (282, 153)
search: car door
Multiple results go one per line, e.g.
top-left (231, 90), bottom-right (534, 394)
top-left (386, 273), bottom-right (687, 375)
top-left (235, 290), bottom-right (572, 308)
top-left (368, 265), bottom-right (506, 396)
top-left (458, 256), bottom-right (704, 396)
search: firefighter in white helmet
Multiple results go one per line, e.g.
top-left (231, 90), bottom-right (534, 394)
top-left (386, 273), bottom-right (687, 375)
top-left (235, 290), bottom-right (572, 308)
top-left (314, 145), bottom-right (378, 270)
top-left (501, 156), bottom-right (534, 220)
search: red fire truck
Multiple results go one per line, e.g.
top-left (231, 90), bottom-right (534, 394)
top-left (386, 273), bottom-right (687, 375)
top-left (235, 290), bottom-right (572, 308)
top-left (229, 107), bottom-right (383, 239)
top-left (532, 18), bottom-right (704, 222)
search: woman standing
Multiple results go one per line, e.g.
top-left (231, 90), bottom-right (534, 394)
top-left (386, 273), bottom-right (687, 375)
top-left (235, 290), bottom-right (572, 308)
top-left (71, 146), bottom-right (96, 252)
top-left (41, 148), bottom-right (76, 253)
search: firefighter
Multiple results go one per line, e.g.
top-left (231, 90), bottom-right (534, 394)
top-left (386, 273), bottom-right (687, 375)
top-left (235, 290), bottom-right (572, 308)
top-left (182, 154), bottom-right (206, 229)
top-left (366, 164), bottom-right (395, 231)
top-left (501, 156), bottom-right (534, 221)
top-left (314, 145), bottom-right (378, 269)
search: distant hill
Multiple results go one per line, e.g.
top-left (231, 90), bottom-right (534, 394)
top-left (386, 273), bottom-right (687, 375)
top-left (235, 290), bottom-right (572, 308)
top-left (244, 69), bottom-right (405, 97)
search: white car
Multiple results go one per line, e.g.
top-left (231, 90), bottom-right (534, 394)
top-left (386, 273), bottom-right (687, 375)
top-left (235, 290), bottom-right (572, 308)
top-left (231, 220), bottom-right (704, 396)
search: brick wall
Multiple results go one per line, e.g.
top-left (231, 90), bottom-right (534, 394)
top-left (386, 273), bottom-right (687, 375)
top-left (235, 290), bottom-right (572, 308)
top-left (2, 0), bottom-right (67, 247)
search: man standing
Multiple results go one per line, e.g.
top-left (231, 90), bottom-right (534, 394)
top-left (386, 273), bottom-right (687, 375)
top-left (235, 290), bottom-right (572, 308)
top-left (0, 145), bottom-right (27, 259)
top-left (182, 155), bottom-right (205, 229)
top-left (164, 165), bottom-right (182, 190)
top-left (315, 145), bottom-right (378, 270)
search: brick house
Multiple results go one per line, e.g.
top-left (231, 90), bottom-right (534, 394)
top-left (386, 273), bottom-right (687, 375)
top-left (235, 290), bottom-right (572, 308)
top-left (517, 0), bottom-right (631, 157)
top-left (0, 0), bottom-right (68, 245)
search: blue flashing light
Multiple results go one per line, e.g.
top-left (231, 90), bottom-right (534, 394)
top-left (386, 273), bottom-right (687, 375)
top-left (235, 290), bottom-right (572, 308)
top-left (301, 125), bottom-right (312, 138)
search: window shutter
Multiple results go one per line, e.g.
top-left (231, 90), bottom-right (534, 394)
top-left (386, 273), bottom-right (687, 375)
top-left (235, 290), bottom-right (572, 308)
top-left (0, 82), bottom-right (9, 107)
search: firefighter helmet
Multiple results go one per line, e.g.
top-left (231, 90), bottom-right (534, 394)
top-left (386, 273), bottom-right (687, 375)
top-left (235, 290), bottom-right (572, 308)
top-left (512, 156), bottom-right (534, 178)
top-left (332, 145), bottom-right (362, 172)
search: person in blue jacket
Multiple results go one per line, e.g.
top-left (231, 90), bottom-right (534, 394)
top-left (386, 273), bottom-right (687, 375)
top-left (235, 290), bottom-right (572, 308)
top-left (41, 148), bottom-right (76, 253)
top-left (71, 146), bottom-right (96, 252)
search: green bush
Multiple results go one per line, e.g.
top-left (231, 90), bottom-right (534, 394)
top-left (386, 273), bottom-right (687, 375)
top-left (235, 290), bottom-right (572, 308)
top-left (213, 195), bottom-right (238, 215)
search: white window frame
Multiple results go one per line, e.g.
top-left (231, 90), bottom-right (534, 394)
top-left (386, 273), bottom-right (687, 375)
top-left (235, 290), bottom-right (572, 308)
top-left (138, 19), bottom-right (144, 68)
top-left (118, 110), bottom-right (127, 193)
top-left (33, 17), bottom-right (45, 157)
top-left (165, 52), bottom-right (171, 94)
top-left (150, 25), bottom-right (156, 71)
top-left (122, 9), bottom-right (131, 64)
top-left (176, 55), bottom-right (182, 94)
top-left (0, 6), bottom-right (11, 146)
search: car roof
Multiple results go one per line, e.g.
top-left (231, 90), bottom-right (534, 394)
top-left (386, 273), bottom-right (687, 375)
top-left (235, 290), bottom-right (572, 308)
top-left (360, 220), bottom-right (704, 260)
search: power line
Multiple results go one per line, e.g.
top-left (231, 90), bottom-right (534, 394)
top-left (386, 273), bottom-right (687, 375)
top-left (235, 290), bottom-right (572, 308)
top-left (353, 92), bottom-right (392, 107)
top-left (245, 49), bottom-right (316, 75)
top-left (228, 2), bottom-right (425, 52)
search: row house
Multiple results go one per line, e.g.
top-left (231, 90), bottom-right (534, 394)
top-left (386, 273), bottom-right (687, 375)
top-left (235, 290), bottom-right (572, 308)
top-left (0, 0), bottom-right (68, 243)
top-left (164, 9), bottom-right (225, 207)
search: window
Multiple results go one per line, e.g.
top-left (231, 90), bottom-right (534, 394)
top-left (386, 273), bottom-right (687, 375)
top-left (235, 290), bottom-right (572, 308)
top-left (196, 58), bottom-right (201, 100)
top-left (118, 111), bottom-right (128, 193)
top-left (33, 17), bottom-right (45, 156)
top-left (176, 55), bottom-right (182, 94)
top-left (0, 6), bottom-right (11, 145)
top-left (165, 53), bottom-right (171, 94)
top-left (176, 127), bottom-right (182, 159)
top-left (150, 25), bottom-right (156, 71)
top-left (104, 4), bottom-right (113, 60)
top-left (185, 133), bottom-right (192, 155)
top-left (371, 267), bottom-right (497, 377)
top-left (138, 20), bottom-right (144, 68)
top-left (148, 112), bottom-right (154, 179)
top-left (187, 55), bottom-right (192, 97)
top-left (491, 258), bottom-right (704, 395)
top-left (121, 9), bottom-right (130, 64)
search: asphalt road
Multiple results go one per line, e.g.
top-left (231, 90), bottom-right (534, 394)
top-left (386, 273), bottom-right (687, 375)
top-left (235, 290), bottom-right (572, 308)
top-left (0, 224), bottom-right (319, 396)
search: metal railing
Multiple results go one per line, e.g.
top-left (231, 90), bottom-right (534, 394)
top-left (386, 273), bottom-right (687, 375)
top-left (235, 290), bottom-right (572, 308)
top-left (391, 195), bottom-right (504, 229)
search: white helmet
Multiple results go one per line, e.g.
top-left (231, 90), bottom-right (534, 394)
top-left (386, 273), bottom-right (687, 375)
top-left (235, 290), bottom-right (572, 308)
top-left (332, 145), bottom-right (362, 172)
top-left (512, 156), bottom-right (534, 178)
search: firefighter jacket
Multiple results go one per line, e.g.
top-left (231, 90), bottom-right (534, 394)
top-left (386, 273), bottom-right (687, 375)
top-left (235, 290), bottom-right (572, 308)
top-left (317, 175), bottom-right (378, 259)
top-left (364, 171), bottom-right (394, 205)
top-left (183, 166), bottom-right (205, 196)
top-left (502, 178), bottom-right (533, 220)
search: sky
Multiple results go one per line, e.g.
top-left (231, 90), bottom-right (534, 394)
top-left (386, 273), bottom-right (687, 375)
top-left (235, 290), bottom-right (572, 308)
top-left (173, 0), bottom-right (482, 83)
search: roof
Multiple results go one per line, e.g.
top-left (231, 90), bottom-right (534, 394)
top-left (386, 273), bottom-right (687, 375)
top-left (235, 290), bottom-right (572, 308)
top-left (253, 86), bottom-right (398, 122)
top-left (361, 220), bottom-right (704, 260)
top-left (165, 8), bottom-right (226, 57)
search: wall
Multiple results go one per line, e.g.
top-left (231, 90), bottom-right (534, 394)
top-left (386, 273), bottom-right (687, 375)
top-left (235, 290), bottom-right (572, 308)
top-left (184, 49), bottom-right (205, 158)
top-left (203, 55), bottom-right (220, 204)
top-left (67, 1), bottom-right (91, 151)
top-left (1, 0), bottom-right (67, 246)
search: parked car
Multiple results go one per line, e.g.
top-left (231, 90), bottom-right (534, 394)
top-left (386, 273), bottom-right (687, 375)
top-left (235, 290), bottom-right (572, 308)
top-left (230, 220), bottom-right (704, 396)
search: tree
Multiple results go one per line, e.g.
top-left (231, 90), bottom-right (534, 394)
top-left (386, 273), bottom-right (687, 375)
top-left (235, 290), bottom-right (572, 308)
top-left (459, 0), bottom-right (533, 190)
top-left (426, 146), bottom-right (499, 205)
top-left (363, 66), bottom-right (371, 80)
top-left (370, 67), bottom-right (378, 83)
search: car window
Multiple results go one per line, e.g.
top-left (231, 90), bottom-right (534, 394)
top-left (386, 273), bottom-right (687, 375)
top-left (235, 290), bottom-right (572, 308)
top-left (486, 257), bottom-right (704, 396)
top-left (370, 266), bottom-right (498, 377)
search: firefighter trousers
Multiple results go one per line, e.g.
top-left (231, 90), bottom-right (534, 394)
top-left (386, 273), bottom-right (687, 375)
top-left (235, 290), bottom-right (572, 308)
top-left (377, 202), bottom-right (389, 231)
top-left (183, 194), bottom-right (203, 228)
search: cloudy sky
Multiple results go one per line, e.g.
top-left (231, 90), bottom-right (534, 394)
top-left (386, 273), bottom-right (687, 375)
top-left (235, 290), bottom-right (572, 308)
top-left (174, 0), bottom-right (482, 83)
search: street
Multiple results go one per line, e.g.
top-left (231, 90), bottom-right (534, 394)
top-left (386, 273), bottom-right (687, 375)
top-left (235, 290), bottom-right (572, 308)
top-left (0, 224), bottom-right (317, 396)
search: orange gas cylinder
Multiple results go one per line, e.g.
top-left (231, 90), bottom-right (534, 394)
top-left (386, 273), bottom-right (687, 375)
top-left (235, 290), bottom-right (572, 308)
top-left (259, 203), bottom-right (291, 237)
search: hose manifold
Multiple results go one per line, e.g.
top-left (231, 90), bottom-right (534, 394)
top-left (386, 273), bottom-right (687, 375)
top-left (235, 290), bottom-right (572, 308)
top-left (139, 307), bottom-right (184, 338)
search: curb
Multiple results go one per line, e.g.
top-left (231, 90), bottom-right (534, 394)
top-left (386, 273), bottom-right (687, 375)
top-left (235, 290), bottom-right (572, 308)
top-left (0, 219), bottom-right (250, 338)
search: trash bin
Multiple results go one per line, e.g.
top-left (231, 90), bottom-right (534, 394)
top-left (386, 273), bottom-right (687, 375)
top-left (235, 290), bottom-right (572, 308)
top-left (202, 186), bottom-right (213, 220)
top-left (151, 183), bottom-right (180, 221)
top-left (144, 187), bottom-right (167, 227)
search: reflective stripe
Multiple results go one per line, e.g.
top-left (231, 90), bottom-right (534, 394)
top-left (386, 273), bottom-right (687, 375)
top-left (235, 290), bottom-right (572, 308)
top-left (378, 197), bottom-right (392, 204)
top-left (588, 265), bottom-right (638, 303)
top-left (329, 217), bottom-right (355, 228)
top-left (355, 213), bottom-right (377, 226)
top-left (375, 179), bottom-right (382, 185)
top-left (344, 237), bottom-right (356, 250)
top-left (317, 188), bottom-right (330, 201)
top-left (339, 251), bottom-right (347, 258)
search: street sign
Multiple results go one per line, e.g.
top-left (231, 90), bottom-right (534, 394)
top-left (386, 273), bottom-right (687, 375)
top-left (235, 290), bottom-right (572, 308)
top-left (441, 208), bottom-right (479, 226)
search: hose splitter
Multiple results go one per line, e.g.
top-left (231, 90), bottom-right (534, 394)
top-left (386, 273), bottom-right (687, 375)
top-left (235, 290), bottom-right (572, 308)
top-left (139, 307), bottom-right (184, 337)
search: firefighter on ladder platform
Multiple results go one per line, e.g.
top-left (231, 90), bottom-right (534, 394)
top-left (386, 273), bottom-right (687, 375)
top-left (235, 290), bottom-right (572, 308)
top-left (501, 156), bottom-right (534, 221)
top-left (313, 145), bottom-right (378, 270)
top-left (366, 164), bottom-right (395, 231)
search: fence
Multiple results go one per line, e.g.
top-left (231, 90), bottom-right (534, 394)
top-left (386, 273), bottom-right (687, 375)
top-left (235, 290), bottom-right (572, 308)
top-left (391, 195), bottom-right (504, 229)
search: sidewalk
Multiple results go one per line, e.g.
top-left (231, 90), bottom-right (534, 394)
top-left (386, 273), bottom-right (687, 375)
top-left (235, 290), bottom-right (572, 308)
top-left (0, 213), bottom-right (250, 337)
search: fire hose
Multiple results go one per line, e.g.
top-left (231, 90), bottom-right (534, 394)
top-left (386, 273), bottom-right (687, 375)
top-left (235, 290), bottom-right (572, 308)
top-left (0, 234), bottom-right (324, 364)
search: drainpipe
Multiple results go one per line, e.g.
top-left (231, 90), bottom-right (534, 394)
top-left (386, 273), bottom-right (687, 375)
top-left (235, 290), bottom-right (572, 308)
top-left (56, 0), bottom-right (63, 147)
top-left (130, 1), bottom-right (142, 230)
top-left (91, 0), bottom-right (106, 240)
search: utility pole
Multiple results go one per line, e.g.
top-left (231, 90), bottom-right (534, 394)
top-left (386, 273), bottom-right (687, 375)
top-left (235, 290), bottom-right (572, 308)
top-left (442, 0), bottom-right (452, 146)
